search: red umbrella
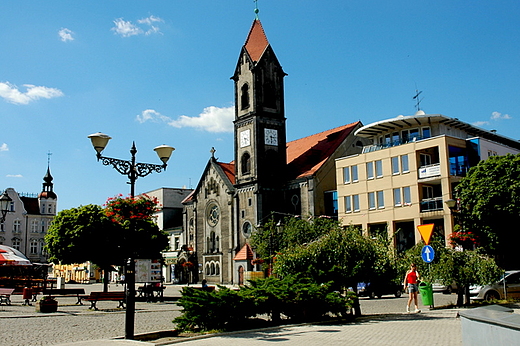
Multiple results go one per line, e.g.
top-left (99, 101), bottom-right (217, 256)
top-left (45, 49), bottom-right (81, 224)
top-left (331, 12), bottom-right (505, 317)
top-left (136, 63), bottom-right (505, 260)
top-left (0, 245), bottom-right (31, 266)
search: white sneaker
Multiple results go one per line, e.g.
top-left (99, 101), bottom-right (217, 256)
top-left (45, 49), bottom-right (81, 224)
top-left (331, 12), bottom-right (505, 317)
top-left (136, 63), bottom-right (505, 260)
top-left (414, 308), bottom-right (421, 313)
top-left (406, 306), bottom-right (410, 313)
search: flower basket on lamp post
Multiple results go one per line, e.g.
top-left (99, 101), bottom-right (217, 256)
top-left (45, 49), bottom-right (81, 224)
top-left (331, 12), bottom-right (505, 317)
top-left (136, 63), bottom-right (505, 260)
top-left (36, 296), bottom-right (58, 313)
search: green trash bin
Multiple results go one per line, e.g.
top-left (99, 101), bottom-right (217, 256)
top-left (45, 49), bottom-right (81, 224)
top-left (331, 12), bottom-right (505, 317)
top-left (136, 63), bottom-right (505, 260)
top-left (419, 282), bottom-right (434, 306)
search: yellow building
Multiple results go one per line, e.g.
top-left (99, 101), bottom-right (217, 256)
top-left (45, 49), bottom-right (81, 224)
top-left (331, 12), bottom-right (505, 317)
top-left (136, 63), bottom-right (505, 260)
top-left (336, 111), bottom-right (520, 252)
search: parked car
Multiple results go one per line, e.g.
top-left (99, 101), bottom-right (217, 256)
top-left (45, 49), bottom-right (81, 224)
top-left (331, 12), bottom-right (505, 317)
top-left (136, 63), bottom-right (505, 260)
top-left (357, 281), bottom-right (403, 299)
top-left (470, 270), bottom-right (520, 301)
top-left (432, 281), bottom-right (457, 294)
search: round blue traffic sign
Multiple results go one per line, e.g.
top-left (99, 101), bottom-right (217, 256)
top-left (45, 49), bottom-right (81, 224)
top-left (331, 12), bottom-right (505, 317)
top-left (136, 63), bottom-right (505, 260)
top-left (421, 245), bottom-right (435, 263)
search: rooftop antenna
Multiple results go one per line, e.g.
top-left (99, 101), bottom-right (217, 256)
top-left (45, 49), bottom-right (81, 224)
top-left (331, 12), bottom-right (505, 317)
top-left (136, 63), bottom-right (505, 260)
top-left (254, 0), bottom-right (259, 19)
top-left (413, 87), bottom-right (423, 112)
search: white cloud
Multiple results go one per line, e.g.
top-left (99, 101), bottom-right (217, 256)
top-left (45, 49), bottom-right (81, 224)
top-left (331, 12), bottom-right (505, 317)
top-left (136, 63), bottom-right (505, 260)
top-left (6, 174), bottom-right (23, 178)
top-left (112, 18), bottom-right (142, 37)
top-left (0, 143), bottom-right (8, 151)
top-left (112, 16), bottom-right (164, 37)
top-left (472, 121), bottom-right (490, 127)
top-left (0, 82), bottom-right (64, 105)
top-left (137, 106), bottom-right (234, 133)
top-left (137, 15), bottom-right (163, 25)
top-left (491, 111), bottom-right (512, 120)
top-left (58, 28), bottom-right (74, 42)
top-left (136, 109), bottom-right (171, 123)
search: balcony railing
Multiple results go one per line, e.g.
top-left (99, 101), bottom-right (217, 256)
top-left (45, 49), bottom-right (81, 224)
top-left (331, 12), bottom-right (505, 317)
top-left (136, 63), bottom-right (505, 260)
top-left (362, 135), bottom-right (429, 153)
top-left (420, 197), bottom-right (444, 212)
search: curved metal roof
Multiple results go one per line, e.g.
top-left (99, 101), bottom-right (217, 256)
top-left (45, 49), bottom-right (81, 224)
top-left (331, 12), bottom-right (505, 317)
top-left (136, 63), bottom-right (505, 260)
top-left (355, 113), bottom-right (520, 150)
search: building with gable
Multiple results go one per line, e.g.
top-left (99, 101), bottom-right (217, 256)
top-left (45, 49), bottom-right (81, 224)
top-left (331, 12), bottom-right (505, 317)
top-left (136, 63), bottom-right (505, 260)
top-left (0, 167), bottom-right (57, 263)
top-left (182, 19), bottom-right (368, 285)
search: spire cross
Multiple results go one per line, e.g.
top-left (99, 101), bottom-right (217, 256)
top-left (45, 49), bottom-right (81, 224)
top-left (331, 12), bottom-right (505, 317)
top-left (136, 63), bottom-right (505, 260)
top-left (254, 0), bottom-right (259, 19)
top-left (47, 151), bottom-right (53, 166)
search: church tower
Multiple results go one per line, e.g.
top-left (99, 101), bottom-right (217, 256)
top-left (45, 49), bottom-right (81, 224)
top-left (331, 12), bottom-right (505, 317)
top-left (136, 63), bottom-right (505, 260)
top-left (232, 19), bottom-right (287, 226)
top-left (38, 166), bottom-right (57, 216)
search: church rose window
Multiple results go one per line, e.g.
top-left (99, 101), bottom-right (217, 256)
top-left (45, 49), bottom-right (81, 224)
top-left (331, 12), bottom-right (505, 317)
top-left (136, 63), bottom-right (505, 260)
top-left (207, 204), bottom-right (220, 226)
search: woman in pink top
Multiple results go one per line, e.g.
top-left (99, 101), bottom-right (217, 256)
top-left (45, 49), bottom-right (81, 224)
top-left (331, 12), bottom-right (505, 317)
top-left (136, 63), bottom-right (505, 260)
top-left (403, 263), bottom-right (421, 313)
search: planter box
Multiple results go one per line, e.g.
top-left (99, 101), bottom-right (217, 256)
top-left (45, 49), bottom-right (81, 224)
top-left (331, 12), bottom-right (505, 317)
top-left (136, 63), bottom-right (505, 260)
top-left (36, 300), bottom-right (58, 313)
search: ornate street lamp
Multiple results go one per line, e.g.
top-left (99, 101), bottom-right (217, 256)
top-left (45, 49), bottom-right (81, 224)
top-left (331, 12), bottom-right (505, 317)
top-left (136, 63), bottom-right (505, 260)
top-left (88, 132), bottom-right (174, 340)
top-left (0, 190), bottom-right (13, 228)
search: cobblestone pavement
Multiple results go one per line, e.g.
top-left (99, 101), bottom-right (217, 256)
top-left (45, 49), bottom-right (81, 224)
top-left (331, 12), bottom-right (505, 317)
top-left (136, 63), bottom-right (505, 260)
top-left (0, 283), bottom-right (516, 346)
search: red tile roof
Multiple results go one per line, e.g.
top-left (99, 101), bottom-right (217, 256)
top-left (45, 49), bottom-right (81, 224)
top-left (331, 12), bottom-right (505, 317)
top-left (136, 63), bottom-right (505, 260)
top-left (215, 122), bottom-right (360, 185)
top-left (244, 20), bottom-right (269, 62)
top-left (287, 122), bottom-right (361, 179)
top-left (233, 243), bottom-right (254, 261)
top-left (217, 162), bottom-right (235, 184)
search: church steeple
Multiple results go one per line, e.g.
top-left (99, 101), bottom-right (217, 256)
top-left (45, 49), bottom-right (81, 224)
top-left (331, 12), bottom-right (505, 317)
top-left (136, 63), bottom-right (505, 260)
top-left (232, 18), bottom-right (287, 224)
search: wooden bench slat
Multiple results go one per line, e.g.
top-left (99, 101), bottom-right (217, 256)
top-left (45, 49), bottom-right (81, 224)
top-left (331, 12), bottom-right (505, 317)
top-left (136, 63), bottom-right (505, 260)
top-left (84, 291), bottom-right (126, 310)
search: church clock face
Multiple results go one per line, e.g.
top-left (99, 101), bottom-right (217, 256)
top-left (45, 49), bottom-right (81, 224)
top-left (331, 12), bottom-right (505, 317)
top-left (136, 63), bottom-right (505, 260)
top-left (264, 128), bottom-right (278, 146)
top-left (240, 129), bottom-right (251, 148)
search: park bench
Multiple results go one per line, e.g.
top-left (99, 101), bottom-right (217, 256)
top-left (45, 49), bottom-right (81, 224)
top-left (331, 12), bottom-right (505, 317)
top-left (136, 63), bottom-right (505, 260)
top-left (84, 291), bottom-right (126, 310)
top-left (42, 288), bottom-right (86, 305)
top-left (0, 288), bottom-right (15, 305)
top-left (137, 284), bottom-right (166, 302)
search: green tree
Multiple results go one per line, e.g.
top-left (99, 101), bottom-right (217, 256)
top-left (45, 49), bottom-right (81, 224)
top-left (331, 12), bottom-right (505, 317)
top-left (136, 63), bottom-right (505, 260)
top-left (456, 153), bottom-right (520, 267)
top-left (104, 194), bottom-right (169, 259)
top-left (45, 204), bottom-right (122, 291)
top-left (398, 241), bottom-right (502, 306)
top-left (266, 221), bottom-right (395, 316)
top-left (45, 195), bottom-right (169, 291)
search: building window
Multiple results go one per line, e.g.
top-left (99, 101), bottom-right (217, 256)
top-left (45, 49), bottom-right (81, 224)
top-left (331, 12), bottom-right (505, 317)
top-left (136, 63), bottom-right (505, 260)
top-left (394, 188), bottom-right (402, 206)
top-left (353, 195), bottom-right (360, 212)
top-left (351, 165), bottom-right (358, 182)
top-left (31, 220), bottom-right (39, 233)
top-left (12, 238), bottom-right (21, 250)
top-left (41, 204), bottom-right (45, 214)
top-left (403, 186), bottom-right (411, 205)
top-left (324, 191), bottom-right (338, 217)
top-left (375, 160), bottom-right (383, 178)
top-left (343, 167), bottom-right (350, 184)
top-left (377, 190), bottom-right (384, 209)
top-left (391, 156), bottom-right (400, 175)
top-left (344, 196), bottom-right (352, 213)
top-left (242, 221), bottom-right (252, 238)
top-left (366, 162), bottom-right (374, 179)
top-left (401, 155), bottom-right (409, 173)
top-left (420, 154), bottom-right (432, 167)
top-left (13, 220), bottom-right (21, 233)
top-left (368, 192), bottom-right (376, 210)
top-left (422, 127), bottom-right (431, 138)
top-left (241, 152), bottom-right (251, 175)
top-left (206, 203), bottom-right (220, 226)
top-left (30, 239), bottom-right (38, 254)
top-left (241, 83), bottom-right (250, 110)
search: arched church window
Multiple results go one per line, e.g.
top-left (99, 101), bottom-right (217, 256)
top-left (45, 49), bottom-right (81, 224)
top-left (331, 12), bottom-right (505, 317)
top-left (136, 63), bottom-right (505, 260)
top-left (205, 263), bottom-right (210, 275)
top-left (241, 83), bottom-right (250, 110)
top-left (241, 152), bottom-right (251, 175)
top-left (210, 262), bottom-right (216, 275)
top-left (209, 231), bottom-right (217, 253)
top-left (215, 263), bottom-right (220, 275)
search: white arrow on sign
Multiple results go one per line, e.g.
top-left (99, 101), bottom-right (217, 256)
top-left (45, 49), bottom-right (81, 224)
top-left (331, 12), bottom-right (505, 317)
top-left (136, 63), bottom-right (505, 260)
top-left (424, 247), bottom-right (432, 262)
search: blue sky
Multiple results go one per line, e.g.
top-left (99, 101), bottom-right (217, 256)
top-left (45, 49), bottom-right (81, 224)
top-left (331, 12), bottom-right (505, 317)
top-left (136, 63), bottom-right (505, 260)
top-left (1, 1), bottom-right (519, 211)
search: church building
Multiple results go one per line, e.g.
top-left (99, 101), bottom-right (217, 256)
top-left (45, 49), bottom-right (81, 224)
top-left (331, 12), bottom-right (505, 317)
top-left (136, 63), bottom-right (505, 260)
top-left (182, 19), bottom-right (367, 285)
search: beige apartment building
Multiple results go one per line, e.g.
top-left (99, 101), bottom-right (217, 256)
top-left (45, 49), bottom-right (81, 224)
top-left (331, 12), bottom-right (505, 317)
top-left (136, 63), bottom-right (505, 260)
top-left (336, 111), bottom-right (520, 252)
